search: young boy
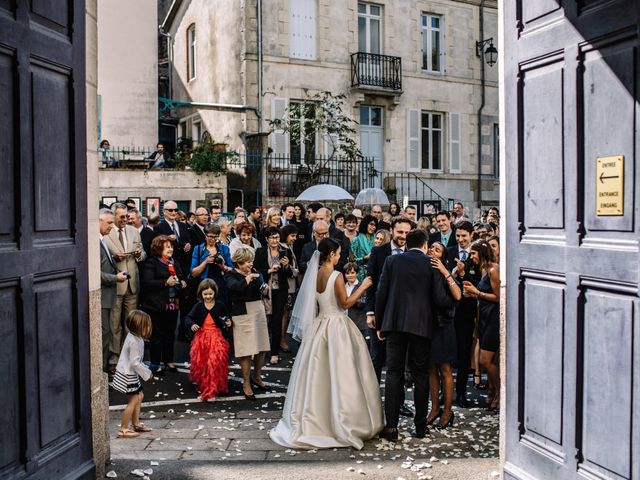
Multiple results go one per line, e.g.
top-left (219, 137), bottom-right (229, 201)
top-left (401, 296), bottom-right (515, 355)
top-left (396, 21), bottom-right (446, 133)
top-left (343, 262), bottom-right (368, 344)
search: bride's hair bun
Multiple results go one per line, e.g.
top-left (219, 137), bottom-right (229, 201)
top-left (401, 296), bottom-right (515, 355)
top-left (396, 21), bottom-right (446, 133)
top-left (318, 238), bottom-right (340, 263)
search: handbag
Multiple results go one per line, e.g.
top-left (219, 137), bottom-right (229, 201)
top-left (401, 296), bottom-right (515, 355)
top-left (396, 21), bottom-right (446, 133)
top-left (262, 283), bottom-right (272, 315)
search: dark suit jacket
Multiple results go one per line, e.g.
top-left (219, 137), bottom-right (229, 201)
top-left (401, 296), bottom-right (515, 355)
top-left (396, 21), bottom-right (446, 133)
top-left (154, 220), bottom-right (191, 272)
top-left (299, 240), bottom-right (317, 275)
top-left (100, 240), bottom-right (118, 309)
top-left (429, 229), bottom-right (457, 248)
top-left (446, 245), bottom-right (482, 320)
top-left (140, 226), bottom-right (156, 259)
top-left (189, 223), bottom-right (207, 247)
top-left (225, 270), bottom-right (264, 317)
top-left (140, 256), bottom-right (185, 312)
top-left (253, 246), bottom-right (294, 288)
top-left (365, 242), bottom-right (393, 314)
top-left (375, 249), bottom-right (453, 339)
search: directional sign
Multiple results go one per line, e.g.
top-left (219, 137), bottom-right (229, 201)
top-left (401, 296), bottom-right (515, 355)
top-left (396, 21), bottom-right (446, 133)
top-left (596, 155), bottom-right (624, 216)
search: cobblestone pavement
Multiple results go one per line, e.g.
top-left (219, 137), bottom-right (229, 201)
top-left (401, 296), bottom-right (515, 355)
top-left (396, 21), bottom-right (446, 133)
top-left (106, 351), bottom-right (500, 479)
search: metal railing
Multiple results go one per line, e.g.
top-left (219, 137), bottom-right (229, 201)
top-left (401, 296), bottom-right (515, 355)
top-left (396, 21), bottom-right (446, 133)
top-left (266, 155), bottom-right (376, 198)
top-left (351, 52), bottom-right (402, 91)
top-left (98, 146), bottom-right (155, 169)
top-left (380, 171), bottom-right (447, 207)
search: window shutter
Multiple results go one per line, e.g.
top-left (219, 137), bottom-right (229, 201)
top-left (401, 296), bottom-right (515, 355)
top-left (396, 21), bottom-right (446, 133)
top-left (271, 97), bottom-right (289, 156)
top-left (407, 108), bottom-right (420, 172)
top-left (449, 112), bottom-right (461, 173)
top-left (289, 0), bottom-right (316, 60)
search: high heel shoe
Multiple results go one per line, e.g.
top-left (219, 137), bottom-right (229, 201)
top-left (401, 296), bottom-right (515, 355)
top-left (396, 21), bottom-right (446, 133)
top-left (250, 377), bottom-right (268, 392)
top-left (473, 373), bottom-right (487, 390)
top-left (242, 385), bottom-right (256, 400)
top-left (436, 411), bottom-right (455, 429)
top-left (426, 408), bottom-right (442, 425)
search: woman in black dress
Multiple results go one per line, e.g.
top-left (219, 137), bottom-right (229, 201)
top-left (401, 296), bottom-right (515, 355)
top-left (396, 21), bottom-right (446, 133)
top-left (291, 203), bottom-right (308, 260)
top-left (463, 239), bottom-right (500, 412)
top-left (254, 226), bottom-right (294, 364)
top-left (140, 235), bottom-right (187, 375)
top-left (425, 241), bottom-right (461, 428)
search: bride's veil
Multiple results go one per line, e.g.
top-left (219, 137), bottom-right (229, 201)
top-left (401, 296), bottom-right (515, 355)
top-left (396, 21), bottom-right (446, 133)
top-left (287, 250), bottom-right (320, 342)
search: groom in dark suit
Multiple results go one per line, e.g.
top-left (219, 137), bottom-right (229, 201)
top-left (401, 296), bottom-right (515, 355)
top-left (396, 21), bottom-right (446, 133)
top-left (375, 229), bottom-right (454, 439)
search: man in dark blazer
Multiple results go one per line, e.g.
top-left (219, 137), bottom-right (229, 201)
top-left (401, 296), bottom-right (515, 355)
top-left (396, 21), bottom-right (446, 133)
top-left (299, 220), bottom-right (330, 275)
top-left (153, 200), bottom-right (192, 273)
top-left (445, 220), bottom-right (482, 407)
top-left (365, 217), bottom-right (412, 381)
top-left (189, 207), bottom-right (209, 247)
top-left (429, 210), bottom-right (457, 248)
top-left (375, 229), bottom-right (454, 440)
top-left (99, 209), bottom-right (126, 373)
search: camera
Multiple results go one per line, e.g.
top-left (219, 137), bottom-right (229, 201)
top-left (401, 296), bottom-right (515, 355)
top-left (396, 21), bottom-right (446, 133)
top-left (213, 253), bottom-right (224, 265)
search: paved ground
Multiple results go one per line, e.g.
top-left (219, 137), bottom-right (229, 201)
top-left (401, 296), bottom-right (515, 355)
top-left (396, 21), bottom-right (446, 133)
top-left (106, 342), bottom-right (500, 479)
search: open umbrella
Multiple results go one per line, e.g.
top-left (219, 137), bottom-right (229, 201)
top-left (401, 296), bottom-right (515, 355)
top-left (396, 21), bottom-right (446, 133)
top-left (295, 184), bottom-right (354, 202)
top-left (354, 187), bottom-right (390, 207)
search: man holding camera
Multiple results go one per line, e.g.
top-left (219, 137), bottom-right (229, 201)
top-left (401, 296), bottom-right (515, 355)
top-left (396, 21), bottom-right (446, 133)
top-left (105, 202), bottom-right (146, 373)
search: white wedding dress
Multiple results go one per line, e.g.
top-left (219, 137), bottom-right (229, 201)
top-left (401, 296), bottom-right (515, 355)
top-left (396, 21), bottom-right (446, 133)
top-left (269, 270), bottom-right (384, 450)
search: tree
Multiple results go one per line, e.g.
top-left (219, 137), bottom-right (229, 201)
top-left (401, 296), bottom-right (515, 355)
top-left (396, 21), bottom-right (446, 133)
top-left (269, 90), bottom-right (363, 187)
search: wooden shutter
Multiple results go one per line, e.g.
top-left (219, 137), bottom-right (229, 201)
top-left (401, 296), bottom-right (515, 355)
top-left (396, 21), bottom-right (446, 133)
top-left (271, 97), bottom-right (289, 156)
top-left (449, 112), bottom-right (461, 173)
top-left (407, 108), bottom-right (420, 172)
top-left (289, 0), bottom-right (316, 59)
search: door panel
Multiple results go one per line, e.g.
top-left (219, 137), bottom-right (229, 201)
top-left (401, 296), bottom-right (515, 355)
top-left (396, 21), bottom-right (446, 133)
top-left (0, 0), bottom-right (92, 478)
top-left (504, 1), bottom-right (639, 480)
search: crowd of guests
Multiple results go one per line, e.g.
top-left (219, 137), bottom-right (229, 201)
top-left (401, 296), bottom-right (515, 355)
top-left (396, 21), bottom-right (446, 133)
top-left (100, 198), bottom-right (501, 437)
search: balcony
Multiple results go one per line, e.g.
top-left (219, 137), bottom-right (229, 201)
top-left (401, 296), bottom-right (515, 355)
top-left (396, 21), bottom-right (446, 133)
top-left (351, 52), bottom-right (402, 94)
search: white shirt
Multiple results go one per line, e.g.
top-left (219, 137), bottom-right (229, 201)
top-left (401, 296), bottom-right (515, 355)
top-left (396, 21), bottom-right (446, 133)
top-left (390, 241), bottom-right (405, 255)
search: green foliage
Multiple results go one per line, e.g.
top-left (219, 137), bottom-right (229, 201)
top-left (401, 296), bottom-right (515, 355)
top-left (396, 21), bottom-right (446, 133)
top-left (188, 142), bottom-right (239, 175)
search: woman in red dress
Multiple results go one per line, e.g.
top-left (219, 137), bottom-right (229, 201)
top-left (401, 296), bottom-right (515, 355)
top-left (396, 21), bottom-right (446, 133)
top-left (185, 279), bottom-right (232, 401)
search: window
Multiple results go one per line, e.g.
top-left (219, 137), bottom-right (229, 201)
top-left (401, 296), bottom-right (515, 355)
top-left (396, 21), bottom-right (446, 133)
top-left (421, 14), bottom-right (443, 73)
top-left (187, 24), bottom-right (196, 80)
top-left (193, 121), bottom-right (202, 145)
top-left (289, 101), bottom-right (317, 163)
top-left (420, 112), bottom-right (443, 171)
top-left (289, 0), bottom-right (317, 59)
top-left (358, 3), bottom-right (381, 54)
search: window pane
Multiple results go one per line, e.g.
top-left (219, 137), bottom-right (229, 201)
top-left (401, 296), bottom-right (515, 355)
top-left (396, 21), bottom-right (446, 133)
top-left (432, 130), bottom-right (441, 169)
top-left (370, 5), bottom-right (380, 16)
top-left (432, 114), bottom-right (441, 129)
top-left (421, 112), bottom-right (430, 128)
top-left (370, 19), bottom-right (380, 54)
top-left (421, 129), bottom-right (430, 169)
top-left (422, 15), bottom-right (427, 27)
top-left (360, 106), bottom-right (370, 126)
top-left (358, 17), bottom-right (366, 51)
top-left (358, 3), bottom-right (366, 13)
top-left (422, 29), bottom-right (428, 70)
top-left (432, 16), bottom-right (439, 29)
top-left (371, 107), bottom-right (382, 126)
top-left (290, 102), bottom-right (301, 118)
top-left (432, 30), bottom-right (440, 71)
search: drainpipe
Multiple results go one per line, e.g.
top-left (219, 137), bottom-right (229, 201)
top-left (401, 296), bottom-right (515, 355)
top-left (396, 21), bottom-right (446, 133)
top-left (476, 0), bottom-right (486, 208)
top-left (257, 0), bottom-right (264, 132)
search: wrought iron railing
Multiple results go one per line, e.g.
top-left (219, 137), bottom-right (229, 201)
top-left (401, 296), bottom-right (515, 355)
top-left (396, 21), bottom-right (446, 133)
top-left (266, 155), bottom-right (376, 198)
top-left (351, 52), bottom-right (402, 91)
top-left (380, 171), bottom-right (447, 208)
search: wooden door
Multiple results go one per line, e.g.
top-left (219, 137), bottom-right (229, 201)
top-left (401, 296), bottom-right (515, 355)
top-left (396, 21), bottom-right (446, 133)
top-left (504, 1), bottom-right (639, 480)
top-left (0, 0), bottom-right (93, 478)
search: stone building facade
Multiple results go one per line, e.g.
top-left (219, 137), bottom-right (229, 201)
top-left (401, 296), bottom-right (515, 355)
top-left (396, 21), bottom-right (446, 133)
top-left (164, 0), bottom-right (498, 212)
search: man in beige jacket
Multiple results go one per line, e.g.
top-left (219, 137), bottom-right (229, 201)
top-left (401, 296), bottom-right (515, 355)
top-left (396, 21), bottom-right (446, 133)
top-left (105, 202), bottom-right (147, 372)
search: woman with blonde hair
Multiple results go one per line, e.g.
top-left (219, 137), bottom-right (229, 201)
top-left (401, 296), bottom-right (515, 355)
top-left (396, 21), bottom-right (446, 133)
top-left (225, 246), bottom-right (271, 400)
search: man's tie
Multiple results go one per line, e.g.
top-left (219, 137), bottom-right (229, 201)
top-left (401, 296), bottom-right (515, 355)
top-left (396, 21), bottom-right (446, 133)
top-left (118, 228), bottom-right (126, 250)
top-left (460, 250), bottom-right (468, 261)
top-left (172, 222), bottom-right (179, 239)
top-left (393, 247), bottom-right (403, 255)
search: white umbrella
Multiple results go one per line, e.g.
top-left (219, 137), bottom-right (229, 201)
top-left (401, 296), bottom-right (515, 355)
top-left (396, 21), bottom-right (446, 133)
top-left (295, 184), bottom-right (354, 202)
top-left (354, 187), bottom-right (390, 207)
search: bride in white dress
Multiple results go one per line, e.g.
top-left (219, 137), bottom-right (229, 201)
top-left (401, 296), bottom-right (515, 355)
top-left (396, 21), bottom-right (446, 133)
top-left (269, 238), bottom-right (384, 450)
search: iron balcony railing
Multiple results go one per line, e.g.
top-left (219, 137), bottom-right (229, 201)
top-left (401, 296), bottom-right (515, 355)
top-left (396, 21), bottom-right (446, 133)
top-left (351, 52), bottom-right (402, 91)
top-left (380, 171), bottom-right (447, 210)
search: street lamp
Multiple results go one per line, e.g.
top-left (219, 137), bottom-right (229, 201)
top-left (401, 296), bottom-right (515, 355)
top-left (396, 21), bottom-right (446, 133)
top-left (476, 38), bottom-right (497, 67)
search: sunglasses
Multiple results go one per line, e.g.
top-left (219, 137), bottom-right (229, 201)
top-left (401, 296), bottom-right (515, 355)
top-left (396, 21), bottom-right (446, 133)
top-left (165, 208), bottom-right (178, 212)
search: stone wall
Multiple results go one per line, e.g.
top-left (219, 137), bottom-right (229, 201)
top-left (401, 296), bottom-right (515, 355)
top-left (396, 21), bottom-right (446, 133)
top-left (97, 0), bottom-right (158, 147)
top-left (99, 170), bottom-right (227, 211)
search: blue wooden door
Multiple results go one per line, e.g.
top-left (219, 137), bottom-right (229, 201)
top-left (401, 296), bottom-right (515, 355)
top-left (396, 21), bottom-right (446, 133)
top-left (0, 0), bottom-right (93, 478)
top-left (504, 1), bottom-right (639, 480)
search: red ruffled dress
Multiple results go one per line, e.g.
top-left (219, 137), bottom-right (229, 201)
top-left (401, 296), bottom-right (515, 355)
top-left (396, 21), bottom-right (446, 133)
top-left (189, 312), bottom-right (230, 400)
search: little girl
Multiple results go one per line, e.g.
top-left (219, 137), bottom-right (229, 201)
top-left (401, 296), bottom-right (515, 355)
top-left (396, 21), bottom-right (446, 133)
top-left (112, 310), bottom-right (154, 438)
top-left (186, 279), bottom-right (232, 401)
